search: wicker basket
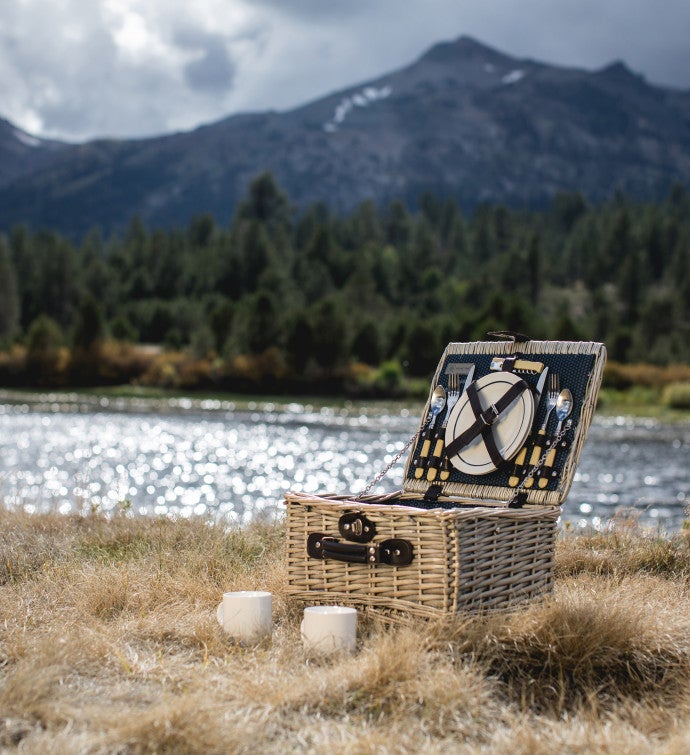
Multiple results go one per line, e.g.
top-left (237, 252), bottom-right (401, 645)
top-left (285, 338), bottom-right (606, 619)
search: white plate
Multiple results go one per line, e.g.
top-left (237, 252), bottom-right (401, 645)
top-left (444, 372), bottom-right (535, 475)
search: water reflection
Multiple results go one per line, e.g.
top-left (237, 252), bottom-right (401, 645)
top-left (0, 393), bottom-right (688, 531)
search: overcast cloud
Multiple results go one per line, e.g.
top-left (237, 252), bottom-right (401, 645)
top-left (2, 0), bottom-right (689, 142)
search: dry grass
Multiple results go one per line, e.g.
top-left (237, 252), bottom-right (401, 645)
top-left (2, 508), bottom-right (690, 753)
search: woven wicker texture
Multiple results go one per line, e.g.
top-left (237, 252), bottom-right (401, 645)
top-left (285, 491), bottom-right (560, 618)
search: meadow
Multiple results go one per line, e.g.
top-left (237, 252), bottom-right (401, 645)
top-left (2, 506), bottom-right (690, 753)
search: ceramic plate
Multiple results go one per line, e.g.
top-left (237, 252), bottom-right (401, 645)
top-left (444, 372), bottom-right (535, 475)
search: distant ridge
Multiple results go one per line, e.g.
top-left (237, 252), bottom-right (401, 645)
top-left (1, 35), bottom-right (689, 236)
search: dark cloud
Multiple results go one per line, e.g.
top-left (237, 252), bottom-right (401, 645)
top-left (246, 0), bottom-right (375, 20)
top-left (176, 31), bottom-right (236, 93)
top-left (1, 0), bottom-right (690, 141)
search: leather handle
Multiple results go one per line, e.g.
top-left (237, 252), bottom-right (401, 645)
top-left (320, 539), bottom-right (369, 564)
top-left (307, 533), bottom-right (413, 566)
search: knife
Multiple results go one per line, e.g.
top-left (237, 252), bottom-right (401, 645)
top-left (508, 366), bottom-right (549, 487)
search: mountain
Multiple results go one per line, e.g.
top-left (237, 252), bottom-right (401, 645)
top-left (2, 36), bottom-right (690, 237)
top-left (0, 118), bottom-right (69, 186)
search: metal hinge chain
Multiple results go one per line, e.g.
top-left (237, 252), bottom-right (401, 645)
top-left (356, 416), bottom-right (432, 498)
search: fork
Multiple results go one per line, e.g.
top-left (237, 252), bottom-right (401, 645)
top-left (428, 371), bottom-right (461, 481)
top-left (524, 373), bottom-right (560, 488)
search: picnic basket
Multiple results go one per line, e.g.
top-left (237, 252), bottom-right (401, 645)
top-left (285, 335), bottom-right (606, 618)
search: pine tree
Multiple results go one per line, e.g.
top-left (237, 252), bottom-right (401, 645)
top-left (601, 207), bottom-right (633, 281)
top-left (618, 248), bottom-right (642, 323)
top-left (247, 290), bottom-right (282, 354)
top-left (525, 231), bottom-right (543, 302)
top-left (25, 315), bottom-right (65, 385)
top-left (0, 238), bottom-right (20, 342)
top-left (72, 295), bottom-right (105, 353)
top-left (9, 225), bottom-right (38, 328)
top-left (236, 172), bottom-right (292, 237)
top-left (309, 298), bottom-right (348, 370)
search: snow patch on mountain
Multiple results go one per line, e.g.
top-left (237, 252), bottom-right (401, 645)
top-left (14, 128), bottom-right (42, 148)
top-left (501, 69), bottom-right (525, 85)
top-left (323, 85), bottom-right (392, 133)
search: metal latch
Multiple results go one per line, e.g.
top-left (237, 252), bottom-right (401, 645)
top-left (338, 512), bottom-right (377, 542)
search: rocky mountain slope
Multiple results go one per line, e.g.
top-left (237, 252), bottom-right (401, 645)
top-left (2, 36), bottom-right (690, 236)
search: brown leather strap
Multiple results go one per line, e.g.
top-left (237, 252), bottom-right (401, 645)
top-left (445, 378), bottom-right (529, 467)
top-left (307, 533), bottom-right (414, 566)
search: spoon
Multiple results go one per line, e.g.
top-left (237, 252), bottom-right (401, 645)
top-left (429, 384), bottom-right (447, 418)
top-left (538, 387), bottom-right (573, 488)
top-left (413, 385), bottom-right (446, 478)
top-left (554, 388), bottom-right (573, 434)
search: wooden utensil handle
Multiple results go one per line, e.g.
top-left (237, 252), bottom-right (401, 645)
top-left (528, 429), bottom-right (546, 465)
top-left (426, 438), bottom-right (445, 481)
top-left (508, 443), bottom-right (529, 487)
top-left (523, 429), bottom-right (546, 488)
top-left (414, 437), bottom-right (434, 478)
top-left (538, 442), bottom-right (558, 489)
top-left (412, 426), bottom-right (433, 478)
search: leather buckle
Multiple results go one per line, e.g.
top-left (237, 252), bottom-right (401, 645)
top-left (479, 404), bottom-right (499, 426)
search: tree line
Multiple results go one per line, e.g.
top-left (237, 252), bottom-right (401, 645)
top-left (0, 173), bottom-right (689, 391)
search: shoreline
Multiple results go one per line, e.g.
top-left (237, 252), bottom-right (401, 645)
top-left (1, 384), bottom-right (689, 422)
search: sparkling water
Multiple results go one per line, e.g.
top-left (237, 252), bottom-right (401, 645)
top-left (0, 393), bottom-right (688, 532)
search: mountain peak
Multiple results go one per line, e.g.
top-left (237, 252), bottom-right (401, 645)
top-left (596, 60), bottom-right (646, 84)
top-left (419, 35), bottom-right (512, 65)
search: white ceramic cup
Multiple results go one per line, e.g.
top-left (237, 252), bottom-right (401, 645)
top-left (301, 605), bottom-right (357, 655)
top-left (216, 591), bottom-right (272, 641)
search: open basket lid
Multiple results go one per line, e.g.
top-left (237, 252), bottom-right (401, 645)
top-left (401, 337), bottom-right (607, 508)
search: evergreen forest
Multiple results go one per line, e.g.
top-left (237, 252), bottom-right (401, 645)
top-left (1, 173), bottom-right (689, 395)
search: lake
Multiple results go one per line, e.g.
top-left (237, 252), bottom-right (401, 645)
top-left (0, 391), bottom-right (688, 532)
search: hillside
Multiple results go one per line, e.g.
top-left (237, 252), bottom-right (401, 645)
top-left (1, 36), bottom-right (690, 236)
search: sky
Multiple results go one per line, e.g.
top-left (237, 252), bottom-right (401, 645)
top-left (2, 0), bottom-right (690, 143)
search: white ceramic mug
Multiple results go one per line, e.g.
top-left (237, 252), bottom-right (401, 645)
top-left (301, 605), bottom-right (357, 655)
top-left (216, 591), bottom-right (272, 641)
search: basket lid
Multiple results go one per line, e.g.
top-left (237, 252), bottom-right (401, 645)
top-left (402, 338), bottom-right (607, 507)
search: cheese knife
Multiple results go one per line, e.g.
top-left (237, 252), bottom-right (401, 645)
top-left (508, 366), bottom-right (549, 487)
top-left (523, 372), bottom-right (560, 489)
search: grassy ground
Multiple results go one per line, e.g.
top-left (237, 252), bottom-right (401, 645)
top-left (2, 508), bottom-right (690, 753)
